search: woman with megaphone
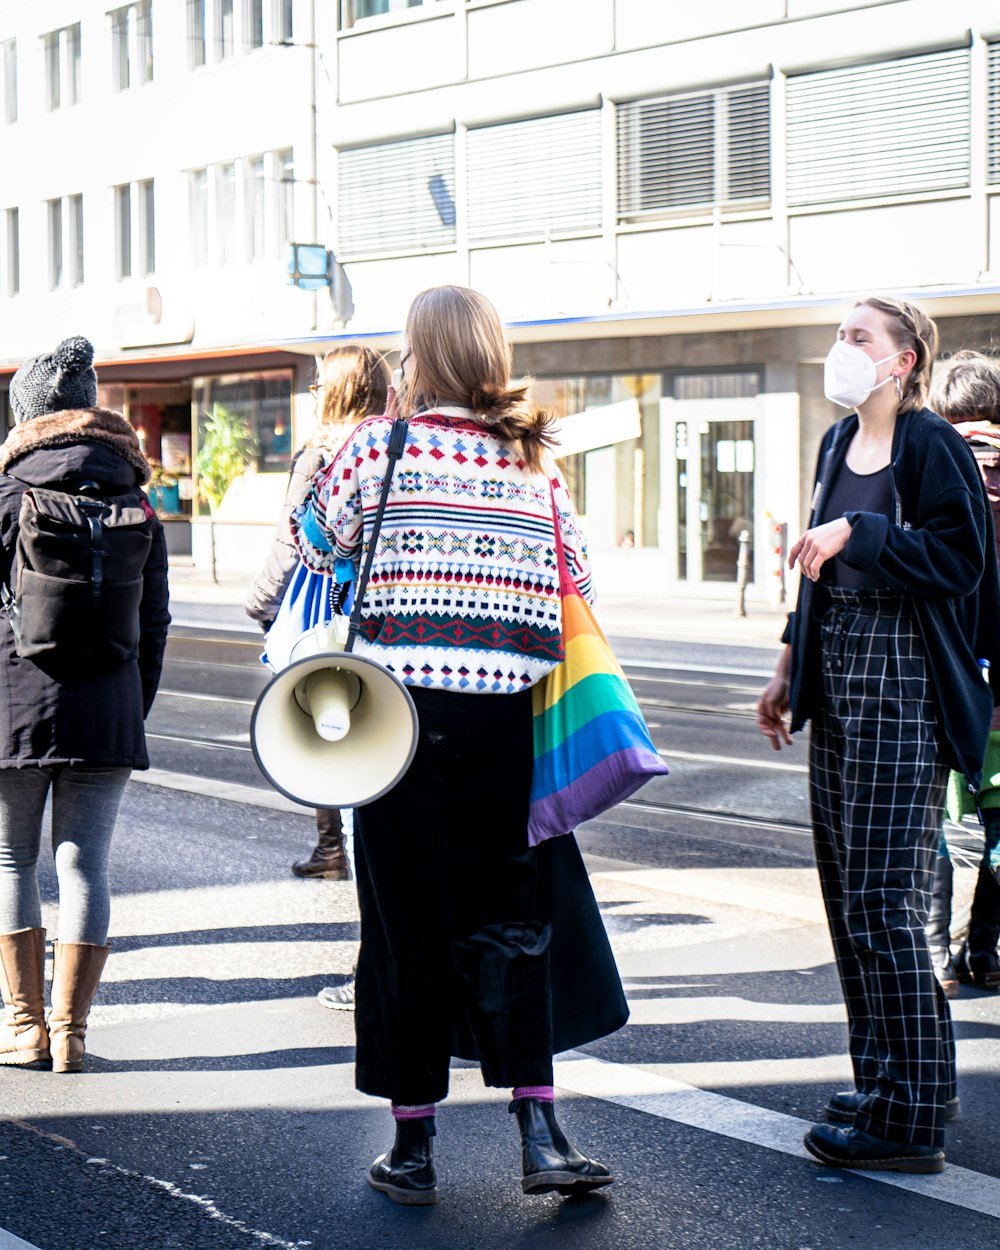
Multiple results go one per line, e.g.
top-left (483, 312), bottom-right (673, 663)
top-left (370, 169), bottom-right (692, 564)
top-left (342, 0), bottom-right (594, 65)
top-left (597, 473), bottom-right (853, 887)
top-left (291, 286), bottom-right (627, 1206)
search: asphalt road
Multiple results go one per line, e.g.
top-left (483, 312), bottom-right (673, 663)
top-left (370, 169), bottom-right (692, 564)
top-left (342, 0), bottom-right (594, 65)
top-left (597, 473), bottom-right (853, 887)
top-left (0, 626), bottom-right (998, 1250)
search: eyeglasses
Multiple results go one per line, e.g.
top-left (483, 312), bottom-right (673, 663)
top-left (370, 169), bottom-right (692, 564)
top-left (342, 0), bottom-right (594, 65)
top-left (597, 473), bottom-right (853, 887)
top-left (309, 383), bottom-right (324, 397)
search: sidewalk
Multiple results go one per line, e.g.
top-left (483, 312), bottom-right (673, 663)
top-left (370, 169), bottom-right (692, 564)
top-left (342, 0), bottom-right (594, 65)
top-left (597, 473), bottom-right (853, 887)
top-left (165, 558), bottom-right (789, 652)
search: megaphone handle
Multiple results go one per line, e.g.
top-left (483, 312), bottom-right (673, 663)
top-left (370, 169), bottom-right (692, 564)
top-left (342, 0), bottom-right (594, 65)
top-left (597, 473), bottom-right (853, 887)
top-left (346, 416), bottom-right (409, 655)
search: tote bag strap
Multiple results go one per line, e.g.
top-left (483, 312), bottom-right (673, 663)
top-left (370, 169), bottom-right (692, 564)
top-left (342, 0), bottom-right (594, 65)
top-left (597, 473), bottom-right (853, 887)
top-left (546, 475), bottom-right (579, 600)
top-left (345, 416), bottom-right (409, 654)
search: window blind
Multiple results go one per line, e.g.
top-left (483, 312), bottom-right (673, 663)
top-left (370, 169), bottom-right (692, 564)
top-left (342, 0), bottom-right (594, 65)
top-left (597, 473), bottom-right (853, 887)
top-left (988, 43), bottom-right (1000, 184)
top-left (617, 83), bottom-right (769, 221)
top-left (337, 133), bottom-right (455, 256)
top-left (466, 110), bottom-right (601, 243)
top-left (786, 48), bottom-right (970, 206)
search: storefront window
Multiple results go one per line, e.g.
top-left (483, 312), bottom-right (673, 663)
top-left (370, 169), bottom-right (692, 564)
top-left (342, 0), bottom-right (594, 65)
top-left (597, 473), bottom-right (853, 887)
top-left (118, 383), bottom-right (194, 520)
top-left (192, 370), bottom-right (292, 516)
top-left (531, 373), bottom-right (661, 549)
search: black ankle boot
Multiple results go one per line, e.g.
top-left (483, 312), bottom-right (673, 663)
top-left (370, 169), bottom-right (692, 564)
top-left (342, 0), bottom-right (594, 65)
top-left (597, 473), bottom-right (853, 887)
top-left (958, 853), bottom-right (1000, 989)
top-left (368, 1117), bottom-right (437, 1205)
top-left (509, 1097), bottom-right (613, 1196)
top-left (926, 854), bottom-right (958, 998)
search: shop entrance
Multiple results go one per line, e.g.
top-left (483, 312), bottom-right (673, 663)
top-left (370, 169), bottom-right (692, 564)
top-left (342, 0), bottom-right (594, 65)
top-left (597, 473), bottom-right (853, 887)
top-left (662, 397), bottom-right (759, 585)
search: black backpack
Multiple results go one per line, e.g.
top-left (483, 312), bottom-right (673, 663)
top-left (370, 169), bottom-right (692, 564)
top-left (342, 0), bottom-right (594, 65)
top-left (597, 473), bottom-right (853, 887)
top-left (1, 477), bottom-right (155, 674)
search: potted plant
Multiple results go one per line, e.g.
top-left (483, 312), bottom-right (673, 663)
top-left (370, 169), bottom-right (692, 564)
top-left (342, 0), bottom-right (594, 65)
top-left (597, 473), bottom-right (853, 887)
top-left (195, 403), bottom-right (258, 515)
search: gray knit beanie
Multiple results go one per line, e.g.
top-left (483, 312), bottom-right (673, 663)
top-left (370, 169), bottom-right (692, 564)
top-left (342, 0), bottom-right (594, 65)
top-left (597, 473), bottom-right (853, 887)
top-left (10, 336), bottom-right (98, 423)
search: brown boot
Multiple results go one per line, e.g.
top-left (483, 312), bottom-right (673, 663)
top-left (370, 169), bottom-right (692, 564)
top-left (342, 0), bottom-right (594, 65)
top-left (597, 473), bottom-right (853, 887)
top-left (48, 941), bottom-right (110, 1073)
top-left (292, 809), bottom-right (350, 880)
top-left (0, 928), bottom-right (50, 1067)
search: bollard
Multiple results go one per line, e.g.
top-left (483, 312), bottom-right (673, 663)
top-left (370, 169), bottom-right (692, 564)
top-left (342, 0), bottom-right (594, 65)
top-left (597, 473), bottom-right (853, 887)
top-left (736, 528), bottom-right (752, 617)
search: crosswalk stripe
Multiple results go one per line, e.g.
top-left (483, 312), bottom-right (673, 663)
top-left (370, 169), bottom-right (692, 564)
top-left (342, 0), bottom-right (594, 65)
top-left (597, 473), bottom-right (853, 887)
top-left (554, 1052), bottom-right (1000, 1219)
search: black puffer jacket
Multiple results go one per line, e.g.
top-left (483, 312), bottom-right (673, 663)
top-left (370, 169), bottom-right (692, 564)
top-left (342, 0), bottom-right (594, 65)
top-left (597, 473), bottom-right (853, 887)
top-left (0, 413), bottom-right (170, 768)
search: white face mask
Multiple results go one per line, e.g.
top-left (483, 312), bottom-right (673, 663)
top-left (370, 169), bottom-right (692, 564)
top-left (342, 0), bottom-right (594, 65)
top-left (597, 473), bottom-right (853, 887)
top-left (823, 339), bottom-right (900, 409)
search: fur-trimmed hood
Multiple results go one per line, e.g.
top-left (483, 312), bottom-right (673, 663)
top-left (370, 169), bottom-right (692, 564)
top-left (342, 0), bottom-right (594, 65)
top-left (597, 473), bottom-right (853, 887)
top-left (0, 407), bottom-right (151, 484)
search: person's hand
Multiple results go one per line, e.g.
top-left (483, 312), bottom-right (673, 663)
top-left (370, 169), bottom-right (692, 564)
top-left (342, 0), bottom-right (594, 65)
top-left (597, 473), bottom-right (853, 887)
top-left (385, 385), bottom-right (400, 421)
top-left (788, 517), bottom-right (852, 582)
top-left (756, 674), bottom-right (792, 751)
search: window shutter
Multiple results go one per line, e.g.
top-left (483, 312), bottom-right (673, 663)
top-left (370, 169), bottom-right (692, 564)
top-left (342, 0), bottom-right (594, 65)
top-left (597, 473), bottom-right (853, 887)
top-left (988, 43), bottom-right (1000, 184)
top-left (466, 111), bottom-right (601, 243)
top-left (337, 133), bottom-right (455, 256)
top-left (786, 49), bottom-right (970, 206)
top-left (726, 84), bottom-right (770, 203)
top-left (617, 83), bottom-right (769, 222)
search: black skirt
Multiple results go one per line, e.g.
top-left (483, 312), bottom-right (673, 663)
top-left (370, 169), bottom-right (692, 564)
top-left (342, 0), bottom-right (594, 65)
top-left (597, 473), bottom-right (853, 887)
top-left (352, 685), bottom-right (629, 1106)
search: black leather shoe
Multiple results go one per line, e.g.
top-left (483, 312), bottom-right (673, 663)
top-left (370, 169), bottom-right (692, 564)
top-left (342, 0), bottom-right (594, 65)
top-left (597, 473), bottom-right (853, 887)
top-left (509, 1097), bottom-right (613, 1196)
top-left (368, 1117), bottom-right (437, 1205)
top-left (804, 1123), bottom-right (945, 1174)
top-left (291, 848), bottom-right (350, 881)
top-left (825, 1089), bottom-right (960, 1124)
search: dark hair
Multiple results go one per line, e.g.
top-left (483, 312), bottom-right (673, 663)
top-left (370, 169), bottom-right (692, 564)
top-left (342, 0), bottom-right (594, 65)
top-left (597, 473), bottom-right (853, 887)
top-left (855, 296), bottom-right (938, 415)
top-left (401, 285), bottom-right (556, 473)
top-left (930, 350), bottom-right (1000, 424)
top-left (308, 345), bottom-right (389, 450)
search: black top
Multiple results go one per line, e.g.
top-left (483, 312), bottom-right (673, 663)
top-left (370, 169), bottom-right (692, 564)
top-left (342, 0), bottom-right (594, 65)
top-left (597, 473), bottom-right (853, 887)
top-left (784, 407), bottom-right (1000, 790)
top-left (819, 462), bottom-right (892, 589)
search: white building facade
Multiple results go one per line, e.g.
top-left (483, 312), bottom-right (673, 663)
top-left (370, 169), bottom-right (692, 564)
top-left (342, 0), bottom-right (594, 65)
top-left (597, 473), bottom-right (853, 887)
top-left (3, 0), bottom-right (1000, 590)
top-left (0, 0), bottom-right (328, 561)
top-left (310, 0), bottom-right (1000, 598)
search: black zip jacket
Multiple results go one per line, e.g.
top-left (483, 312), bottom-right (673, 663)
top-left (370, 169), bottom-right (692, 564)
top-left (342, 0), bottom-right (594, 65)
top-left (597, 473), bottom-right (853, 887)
top-left (785, 407), bottom-right (1000, 793)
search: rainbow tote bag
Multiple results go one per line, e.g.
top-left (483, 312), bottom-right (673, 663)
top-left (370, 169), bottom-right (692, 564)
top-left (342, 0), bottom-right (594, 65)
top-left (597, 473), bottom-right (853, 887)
top-left (527, 489), bottom-right (668, 846)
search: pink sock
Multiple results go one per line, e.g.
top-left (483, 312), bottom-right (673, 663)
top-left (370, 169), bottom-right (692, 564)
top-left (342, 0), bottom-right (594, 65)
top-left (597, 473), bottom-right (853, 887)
top-left (391, 1102), bottom-right (436, 1121)
top-left (512, 1085), bottom-right (555, 1102)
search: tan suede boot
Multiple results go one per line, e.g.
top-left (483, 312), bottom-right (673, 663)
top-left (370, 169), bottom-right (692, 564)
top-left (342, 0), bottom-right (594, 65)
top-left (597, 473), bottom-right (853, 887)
top-left (0, 928), bottom-right (50, 1067)
top-left (48, 941), bottom-right (109, 1074)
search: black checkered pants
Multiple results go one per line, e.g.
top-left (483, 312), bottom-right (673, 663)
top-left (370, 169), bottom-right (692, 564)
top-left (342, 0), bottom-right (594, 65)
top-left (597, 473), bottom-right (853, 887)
top-left (809, 588), bottom-right (956, 1149)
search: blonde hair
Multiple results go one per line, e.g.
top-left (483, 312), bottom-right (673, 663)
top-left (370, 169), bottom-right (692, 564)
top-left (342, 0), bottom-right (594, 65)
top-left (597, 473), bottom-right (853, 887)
top-left (930, 350), bottom-right (1000, 424)
top-left (400, 285), bottom-right (556, 473)
top-left (308, 345), bottom-right (389, 450)
top-left (856, 295), bottom-right (938, 415)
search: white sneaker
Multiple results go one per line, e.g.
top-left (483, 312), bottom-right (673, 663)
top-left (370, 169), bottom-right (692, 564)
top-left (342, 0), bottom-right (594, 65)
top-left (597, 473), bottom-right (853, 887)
top-left (317, 979), bottom-right (355, 1010)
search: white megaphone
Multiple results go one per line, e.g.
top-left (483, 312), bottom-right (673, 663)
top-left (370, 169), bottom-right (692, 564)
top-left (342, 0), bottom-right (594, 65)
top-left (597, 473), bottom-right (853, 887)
top-left (250, 620), bottom-right (418, 809)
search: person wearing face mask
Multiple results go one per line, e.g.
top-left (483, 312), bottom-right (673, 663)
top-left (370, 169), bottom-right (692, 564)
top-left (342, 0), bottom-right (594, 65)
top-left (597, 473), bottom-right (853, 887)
top-left (755, 296), bottom-right (1000, 1175)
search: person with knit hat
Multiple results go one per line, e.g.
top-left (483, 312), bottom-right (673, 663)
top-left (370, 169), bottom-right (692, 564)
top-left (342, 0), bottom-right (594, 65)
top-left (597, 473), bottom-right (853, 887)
top-left (0, 335), bottom-right (170, 1074)
top-left (8, 336), bottom-right (99, 423)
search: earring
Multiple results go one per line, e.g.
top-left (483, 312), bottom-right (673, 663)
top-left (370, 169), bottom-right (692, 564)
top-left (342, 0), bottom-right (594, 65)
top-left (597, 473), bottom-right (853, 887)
top-left (893, 375), bottom-right (903, 401)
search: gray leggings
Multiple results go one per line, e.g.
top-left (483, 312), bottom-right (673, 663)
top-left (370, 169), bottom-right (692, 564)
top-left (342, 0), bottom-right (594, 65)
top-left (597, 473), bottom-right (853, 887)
top-left (0, 766), bottom-right (131, 945)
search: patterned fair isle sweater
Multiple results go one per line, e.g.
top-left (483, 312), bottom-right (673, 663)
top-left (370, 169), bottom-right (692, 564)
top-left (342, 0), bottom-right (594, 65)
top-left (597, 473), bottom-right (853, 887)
top-left (290, 407), bottom-right (593, 694)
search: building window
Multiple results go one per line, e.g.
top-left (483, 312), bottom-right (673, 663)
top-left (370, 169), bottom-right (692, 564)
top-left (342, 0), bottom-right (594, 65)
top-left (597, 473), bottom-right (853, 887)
top-left (43, 31), bottom-right (60, 110)
top-left (531, 374), bottom-right (662, 551)
top-left (114, 179), bottom-right (154, 279)
top-left (247, 157), bottom-right (266, 259)
top-left (48, 199), bottom-right (63, 288)
top-left (617, 82), bottom-right (770, 221)
top-left (338, 133), bottom-right (455, 256)
top-left (190, 168), bottom-right (208, 265)
top-left (217, 0), bottom-right (235, 59)
top-left (141, 179), bottom-right (155, 274)
top-left (70, 194), bottom-right (84, 286)
top-left (276, 148), bottom-right (294, 249)
top-left (188, 0), bottom-right (207, 68)
top-left (2, 40), bottom-right (16, 124)
top-left (45, 195), bottom-right (84, 289)
top-left (987, 43), bottom-right (1000, 185)
top-left (340, 1), bottom-right (440, 30)
top-left (217, 162), bottom-right (237, 264)
top-left (467, 111), bottom-right (601, 243)
top-left (193, 371), bottom-right (294, 515)
top-left (115, 184), bottom-right (132, 277)
top-left (111, 2), bottom-right (153, 92)
top-left (5, 208), bottom-right (18, 295)
top-left (247, 0), bottom-right (264, 49)
top-left (787, 49), bottom-right (969, 206)
top-left (275, 0), bottom-right (293, 42)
